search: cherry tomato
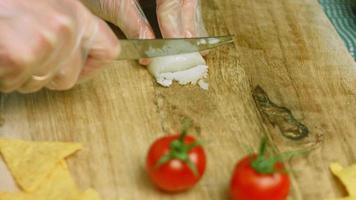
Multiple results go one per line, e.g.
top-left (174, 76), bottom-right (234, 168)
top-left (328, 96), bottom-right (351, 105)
top-left (230, 138), bottom-right (291, 200)
top-left (146, 134), bottom-right (206, 192)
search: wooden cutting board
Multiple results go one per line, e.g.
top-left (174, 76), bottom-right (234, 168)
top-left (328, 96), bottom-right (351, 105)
top-left (1, 0), bottom-right (356, 199)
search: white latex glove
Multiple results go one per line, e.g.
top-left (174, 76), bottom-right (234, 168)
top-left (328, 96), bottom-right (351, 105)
top-left (82, 0), bottom-right (207, 39)
top-left (81, 0), bottom-right (156, 65)
top-left (156, 0), bottom-right (208, 38)
top-left (81, 0), bottom-right (155, 39)
top-left (0, 0), bottom-right (120, 93)
top-left (82, 0), bottom-right (208, 65)
top-left (148, 0), bottom-right (209, 89)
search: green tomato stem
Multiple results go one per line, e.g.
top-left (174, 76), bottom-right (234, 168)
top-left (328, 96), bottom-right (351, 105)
top-left (251, 137), bottom-right (283, 174)
top-left (155, 118), bottom-right (200, 177)
top-left (251, 137), bottom-right (309, 174)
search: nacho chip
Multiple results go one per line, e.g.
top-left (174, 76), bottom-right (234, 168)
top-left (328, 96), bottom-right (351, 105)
top-left (330, 162), bottom-right (356, 196)
top-left (0, 162), bottom-right (79, 200)
top-left (0, 139), bottom-right (81, 192)
top-left (67, 188), bottom-right (103, 200)
top-left (0, 192), bottom-right (32, 200)
top-left (0, 158), bottom-right (19, 192)
top-left (34, 162), bottom-right (79, 200)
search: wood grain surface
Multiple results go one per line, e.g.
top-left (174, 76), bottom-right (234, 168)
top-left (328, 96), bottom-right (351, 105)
top-left (1, 0), bottom-right (356, 199)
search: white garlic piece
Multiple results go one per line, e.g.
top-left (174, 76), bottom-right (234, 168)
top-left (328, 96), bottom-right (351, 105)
top-left (148, 52), bottom-right (208, 89)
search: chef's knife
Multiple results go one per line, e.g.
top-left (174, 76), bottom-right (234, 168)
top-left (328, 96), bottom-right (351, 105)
top-left (116, 35), bottom-right (234, 60)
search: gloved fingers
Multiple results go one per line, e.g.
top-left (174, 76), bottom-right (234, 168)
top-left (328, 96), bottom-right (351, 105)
top-left (118, 0), bottom-right (155, 39)
top-left (17, 73), bottom-right (55, 93)
top-left (0, 23), bottom-right (58, 93)
top-left (78, 58), bottom-right (106, 83)
top-left (78, 18), bottom-right (120, 81)
top-left (45, 3), bottom-right (120, 91)
top-left (139, 58), bottom-right (151, 66)
top-left (0, 69), bottom-right (29, 93)
top-left (181, 0), bottom-right (196, 38)
top-left (44, 5), bottom-right (120, 91)
top-left (45, 9), bottom-right (119, 90)
top-left (82, 0), bottom-right (155, 39)
top-left (20, 42), bottom-right (79, 93)
top-left (156, 0), bottom-right (183, 38)
top-left (181, 0), bottom-right (208, 38)
top-left (0, 51), bottom-right (30, 93)
top-left (0, 0), bottom-right (80, 93)
top-left (181, 0), bottom-right (197, 37)
top-left (157, 0), bottom-right (207, 38)
top-left (81, 0), bottom-right (154, 66)
top-left (84, 19), bottom-right (121, 61)
top-left (181, 0), bottom-right (208, 56)
top-left (17, 52), bottom-right (69, 93)
top-left (17, 22), bottom-right (74, 93)
top-left (45, 50), bottom-right (83, 91)
top-left (156, 0), bottom-right (209, 56)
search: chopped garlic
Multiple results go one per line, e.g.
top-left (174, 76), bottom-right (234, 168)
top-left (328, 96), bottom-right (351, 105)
top-left (148, 52), bottom-right (208, 89)
top-left (198, 79), bottom-right (209, 90)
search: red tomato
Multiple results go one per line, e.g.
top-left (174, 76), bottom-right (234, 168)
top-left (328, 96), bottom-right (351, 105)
top-left (230, 154), bottom-right (290, 200)
top-left (146, 134), bottom-right (206, 192)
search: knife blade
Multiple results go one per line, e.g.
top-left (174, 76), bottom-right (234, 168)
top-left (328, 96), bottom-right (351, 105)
top-left (116, 35), bottom-right (234, 60)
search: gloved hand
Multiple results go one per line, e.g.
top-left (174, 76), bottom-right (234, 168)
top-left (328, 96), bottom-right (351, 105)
top-left (82, 0), bottom-right (207, 39)
top-left (0, 0), bottom-right (120, 93)
top-left (81, 0), bottom-right (155, 39)
top-left (81, 0), bottom-right (155, 65)
top-left (82, 0), bottom-right (208, 63)
top-left (156, 0), bottom-right (208, 38)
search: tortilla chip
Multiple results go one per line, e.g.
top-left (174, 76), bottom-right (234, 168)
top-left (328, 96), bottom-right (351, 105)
top-left (330, 163), bottom-right (356, 196)
top-left (0, 162), bottom-right (79, 200)
top-left (0, 192), bottom-right (31, 200)
top-left (35, 162), bottom-right (79, 200)
top-left (0, 158), bottom-right (19, 192)
top-left (67, 188), bottom-right (103, 200)
top-left (0, 139), bottom-right (81, 192)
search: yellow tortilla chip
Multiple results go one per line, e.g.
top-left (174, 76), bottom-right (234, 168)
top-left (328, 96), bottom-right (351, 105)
top-left (67, 188), bottom-right (103, 200)
top-left (0, 139), bottom-right (81, 192)
top-left (0, 192), bottom-right (31, 200)
top-left (326, 198), bottom-right (356, 200)
top-left (330, 162), bottom-right (356, 196)
top-left (0, 162), bottom-right (79, 200)
top-left (34, 162), bottom-right (79, 200)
